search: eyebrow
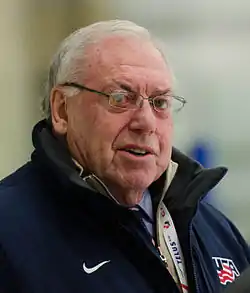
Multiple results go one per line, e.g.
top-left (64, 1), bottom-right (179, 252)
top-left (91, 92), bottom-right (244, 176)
top-left (112, 79), bottom-right (136, 93)
top-left (111, 79), bottom-right (172, 96)
top-left (150, 88), bottom-right (172, 97)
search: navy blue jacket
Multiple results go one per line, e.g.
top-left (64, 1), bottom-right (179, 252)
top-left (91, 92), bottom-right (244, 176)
top-left (1, 120), bottom-right (250, 293)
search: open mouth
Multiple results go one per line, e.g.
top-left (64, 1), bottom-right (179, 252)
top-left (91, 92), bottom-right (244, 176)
top-left (121, 148), bottom-right (151, 157)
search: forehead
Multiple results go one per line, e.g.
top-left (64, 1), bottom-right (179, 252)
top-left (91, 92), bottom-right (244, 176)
top-left (84, 35), bottom-right (172, 89)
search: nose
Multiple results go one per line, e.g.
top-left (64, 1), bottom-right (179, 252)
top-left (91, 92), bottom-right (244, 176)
top-left (128, 99), bottom-right (157, 134)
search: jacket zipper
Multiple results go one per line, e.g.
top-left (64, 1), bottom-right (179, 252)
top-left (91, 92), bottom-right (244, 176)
top-left (157, 245), bottom-right (168, 264)
top-left (151, 237), bottom-right (168, 265)
top-left (82, 162), bottom-right (176, 267)
top-left (189, 227), bottom-right (200, 293)
top-left (153, 231), bottom-right (167, 265)
top-left (133, 211), bottom-right (168, 265)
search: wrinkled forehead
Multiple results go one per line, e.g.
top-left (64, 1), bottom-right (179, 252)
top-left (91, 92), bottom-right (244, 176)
top-left (84, 35), bottom-right (172, 90)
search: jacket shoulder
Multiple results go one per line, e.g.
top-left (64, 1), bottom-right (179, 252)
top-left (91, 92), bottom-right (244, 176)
top-left (197, 201), bottom-right (247, 238)
top-left (0, 162), bottom-right (50, 237)
top-left (0, 162), bottom-right (40, 208)
top-left (0, 162), bottom-right (36, 190)
top-left (194, 200), bottom-right (250, 261)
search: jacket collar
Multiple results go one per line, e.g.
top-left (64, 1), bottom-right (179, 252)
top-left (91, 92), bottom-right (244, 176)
top-left (32, 119), bottom-right (227, 212)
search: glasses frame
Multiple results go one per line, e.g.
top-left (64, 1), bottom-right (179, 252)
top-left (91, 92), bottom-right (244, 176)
top-left (59, 82), bottom-right (187, 113)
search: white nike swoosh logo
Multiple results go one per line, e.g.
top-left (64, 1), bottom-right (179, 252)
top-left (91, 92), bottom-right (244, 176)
top-left (83, 260), bottom-right (110, 274)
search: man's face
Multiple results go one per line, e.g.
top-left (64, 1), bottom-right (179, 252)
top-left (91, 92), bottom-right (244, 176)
top-left (58, 36), bottom-right (173, 202)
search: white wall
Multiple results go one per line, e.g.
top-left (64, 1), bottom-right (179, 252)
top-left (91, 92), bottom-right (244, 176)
top-left (0, 0), bottom-right (73, 178)
top-left (0, 0), bottom-right (34, 178)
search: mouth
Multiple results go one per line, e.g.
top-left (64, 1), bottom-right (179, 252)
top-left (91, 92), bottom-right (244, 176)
top-left (123, 149), bottom-right (150, 156)
top-left (118, 146), bottom-right (154, 157)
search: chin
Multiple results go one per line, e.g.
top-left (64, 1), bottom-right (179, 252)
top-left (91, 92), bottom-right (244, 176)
top-left (120, 172), bottom-right (155, 191)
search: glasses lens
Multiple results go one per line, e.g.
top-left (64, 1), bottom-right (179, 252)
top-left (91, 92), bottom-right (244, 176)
top-left (109, 91), bottom-right (186, 114)
top-left (109, 91), bottom-right (137, 108)
top-left (153, 96), bottom-right (170, 111)
top-left (109, 92), bottom-right (127, 108)
top-left (172, 96), bottom-right (185, 112)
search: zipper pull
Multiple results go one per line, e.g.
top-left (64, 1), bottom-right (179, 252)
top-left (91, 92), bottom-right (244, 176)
top-left (152, 238), bottom-right (168, 265)
top-left (157, 245), bottom-right (168, 265)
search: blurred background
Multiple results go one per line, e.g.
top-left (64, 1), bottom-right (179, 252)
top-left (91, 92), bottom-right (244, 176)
top-left (0, 0), bottom-right (249, 240)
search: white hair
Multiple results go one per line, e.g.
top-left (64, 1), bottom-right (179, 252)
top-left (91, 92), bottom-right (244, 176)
top-left (41, 19), bottom-right (166, 118)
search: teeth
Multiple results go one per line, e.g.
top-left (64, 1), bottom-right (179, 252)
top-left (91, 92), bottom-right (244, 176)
top-left (125, 148), bottom-right (147, 154)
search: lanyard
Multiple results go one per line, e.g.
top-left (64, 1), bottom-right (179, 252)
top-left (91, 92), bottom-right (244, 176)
top-left (159, 202), bottom-right (189, 293)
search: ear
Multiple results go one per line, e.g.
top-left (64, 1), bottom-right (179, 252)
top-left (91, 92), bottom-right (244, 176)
top-left (50, 88), bottom-right (68, 135)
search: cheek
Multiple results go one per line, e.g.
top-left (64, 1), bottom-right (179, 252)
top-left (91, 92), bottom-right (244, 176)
top-left (66, 101), bottom-right (101, 164)
top-left (157, 122), bottom-right (173, 166)
top-left (67, 101), bottom-right (129, 169)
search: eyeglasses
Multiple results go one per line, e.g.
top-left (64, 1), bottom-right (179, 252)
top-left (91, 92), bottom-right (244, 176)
top-left (60, 82), bottom-right (187, 116)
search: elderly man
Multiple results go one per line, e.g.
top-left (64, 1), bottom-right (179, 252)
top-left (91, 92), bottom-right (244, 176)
top-left (0, 20), bottom-right (249, 293)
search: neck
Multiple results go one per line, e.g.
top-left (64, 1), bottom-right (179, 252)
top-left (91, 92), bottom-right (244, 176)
top-left (71, 158), bottom-right (144, 206)
top-left (103, 181), bottom-right (144, 206)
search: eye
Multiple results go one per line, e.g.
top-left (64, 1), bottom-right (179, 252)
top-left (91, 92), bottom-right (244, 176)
top-left (153, 96), bottom-right (171, 111)
top-left (109, 91), bottom-right (136, 108)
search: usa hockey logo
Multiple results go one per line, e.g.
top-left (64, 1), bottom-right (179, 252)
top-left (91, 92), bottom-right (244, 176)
top-left (212, 257), bottom-right (240, 285)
